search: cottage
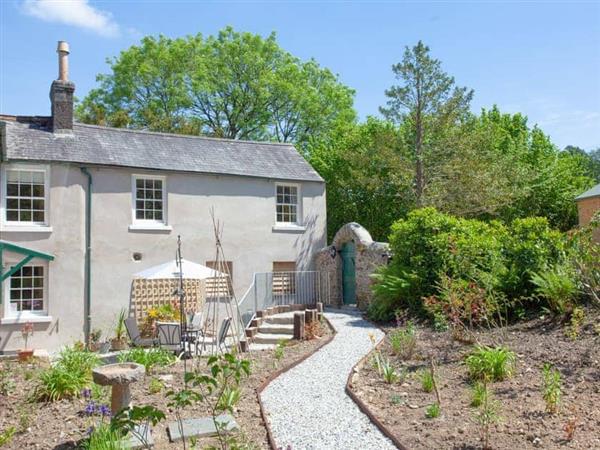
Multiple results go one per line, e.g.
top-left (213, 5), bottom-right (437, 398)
top-left (575, 182), bottom-right (600, 243)
top-left (0, 42), bottom-right (326, 353)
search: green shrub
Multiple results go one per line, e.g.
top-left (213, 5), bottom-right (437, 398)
top-left (531, 264), bottom-right (578, 315)
top-left (466, 346), bottom-right (516, 382)
top-left (35, 345), bottom-right (100, 401)
top-left (81, 423), bottom-right (125, 450)
top-left (148, 378), bottom-right (164, 395)
top-left (381, 360), bottom-right (399, 384)
top-left (419, 368), bottom-right (434, 393)
top-left (388, 322), bottom-right (416, 359)
top-left (118, 348), bottom-right (175, 374)
top-left (503, 217), bottom-right (565, 298)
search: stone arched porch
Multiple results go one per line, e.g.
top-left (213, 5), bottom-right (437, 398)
top-left (315, 223), bottom-right (390, 309)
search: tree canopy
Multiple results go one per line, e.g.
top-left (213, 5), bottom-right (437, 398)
top-left (76, 27), bottom-right (356, 148)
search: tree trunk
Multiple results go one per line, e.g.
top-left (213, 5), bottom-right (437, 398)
top-left (415, 110), bottom-right (424, 206)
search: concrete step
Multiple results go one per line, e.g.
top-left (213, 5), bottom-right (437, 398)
top-left (252, 333), bottom-right (294, 345)
top-left (258, 323), bottom-right (294, 335)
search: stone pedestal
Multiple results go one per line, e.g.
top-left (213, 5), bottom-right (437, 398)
top-left (92, 362), bottom-right (145, 415)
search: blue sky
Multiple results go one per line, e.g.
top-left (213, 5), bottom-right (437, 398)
top-left (1, 1), bottom-right (599, 149)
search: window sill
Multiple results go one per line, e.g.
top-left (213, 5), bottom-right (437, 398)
top-left (1, 316), bottom-right (52, 325)
top-left (128, 224), bottom-right (172, 233)
top-left (272, 224), bottom-right (306, 233)
top-left (0, 225), bottom-right (53, 233)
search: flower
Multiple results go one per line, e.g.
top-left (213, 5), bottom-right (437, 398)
top-left (84, 401), bottom-right (97, 416)
top-left (99, 404), bottom-right (111, 417)
top-left (81, 388), bottom-right (92, 399)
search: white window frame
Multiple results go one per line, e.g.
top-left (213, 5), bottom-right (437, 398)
top-left (130, 174), bottom-right (170, 231)
top-left (2, 258), bottom-right (51, 323)
top-left (274, 182), bottom-right (302, 227)
top-left (0, 163), bottom-right (51, 230)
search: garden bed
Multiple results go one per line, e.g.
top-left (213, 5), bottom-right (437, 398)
top-left (349, 309), bottom-right (600, 450)
top-left (0, 322), bottom-right (332, 449)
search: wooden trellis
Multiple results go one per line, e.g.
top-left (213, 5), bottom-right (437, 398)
top-left (131, 278), bottom-right (206, 323)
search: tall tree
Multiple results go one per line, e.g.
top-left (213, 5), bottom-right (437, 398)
top-left (380, 41), bottom-right (473, 206)
top-left (76, 27), bottom-right (355, 148)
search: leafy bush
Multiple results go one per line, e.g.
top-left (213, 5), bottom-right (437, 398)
top-left (35, 345), bottom-right (100, 401)
top-left (118, 348), bottom-right (175, 374)
top-left (531, 264), bottom-right (578, 314)
top-left (81, 423), bottom-right (125, 450)
top-left (419, 369), bottom-right (434, 392)
top-left (388, 322), bottom-right (416, 359)
top-left (466, 346), bottom-right (516, 382)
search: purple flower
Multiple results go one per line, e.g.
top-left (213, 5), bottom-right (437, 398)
top-left (99, 404), bottom-right (111, 417)
top-left (84, 401), bottom-right (97, 416)
top-left (86, 426), bottom-right (95, 436)
top-left (81, 388), bottom-right (92, 399)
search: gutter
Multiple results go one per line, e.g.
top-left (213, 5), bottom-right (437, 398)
top-left (80, 167), bottom-right (92, 346)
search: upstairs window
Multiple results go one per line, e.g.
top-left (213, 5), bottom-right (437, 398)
top-left (132, 175), bottom-right (166, 224)
top-left (3, 166), bottom-right (49, 225)
top-left (276, 184), bottom-right (300, 225)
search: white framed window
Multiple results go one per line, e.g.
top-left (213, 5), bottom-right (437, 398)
top-left (275, 183), bottom-right (301, 225)
top-left (4, 262), bottom-right (48, 318)
top-left (1, 164), bottom-right (50, 227)
top-left (131, 175), bottom-right (167, 225)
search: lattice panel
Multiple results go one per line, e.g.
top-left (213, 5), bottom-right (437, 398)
top-left (131, 278), bottom-right (206, 322)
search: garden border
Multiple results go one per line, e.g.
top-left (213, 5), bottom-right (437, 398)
top-left (256, 315), bottom-right (337, 450)
top-left (345, 324), bottom-right (409, 450)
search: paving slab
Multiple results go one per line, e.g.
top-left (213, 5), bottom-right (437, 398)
top-left (167, 414), bottom-right (238, 442)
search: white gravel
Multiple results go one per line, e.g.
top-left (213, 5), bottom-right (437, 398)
top-left (260, 307), bottom-right (397, 450)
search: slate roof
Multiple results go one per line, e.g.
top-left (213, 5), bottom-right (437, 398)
top-left (575, 183), bottom-right (600, 201)
top-left (0, 117), bottom-right (323, 182)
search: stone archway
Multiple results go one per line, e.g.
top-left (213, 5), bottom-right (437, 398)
top-left (315, 223), bottom-right (390, 309)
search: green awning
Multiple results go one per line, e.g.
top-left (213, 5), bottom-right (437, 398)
top-left (0, 240), bottom-right (54, 304)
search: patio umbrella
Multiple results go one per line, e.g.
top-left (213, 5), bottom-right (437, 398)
top-left (133, 258), bottom-right (226, 280)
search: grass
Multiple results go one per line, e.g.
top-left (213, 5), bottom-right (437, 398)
top-left (419, 369), bottom-right (434, 393)
top-left (118, 347), bottom-right (175, 375)
top-left (425, 403), bottom-right (440, 419)
top-left (470, 382), bottom-right (487, 407)
top-left (388, 322), bottom-right (417, 359)
top-left (81, 423), bottom-right (126, 450)
top-left (466, 346), bottom-right (516, 382)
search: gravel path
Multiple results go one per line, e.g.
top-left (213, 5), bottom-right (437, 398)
top-left (260, 308), bottom-right (397, 450)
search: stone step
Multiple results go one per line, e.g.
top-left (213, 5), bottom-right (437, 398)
top-left (249, 342), bottom-right (276, 351)
top-left (265, 315), bottom-right (294, 325)
top-left (252, 332), bottom-right (294, 345)
top-left (258, 323), bottom-right (294, 335)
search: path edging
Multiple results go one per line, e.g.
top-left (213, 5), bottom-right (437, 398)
top-left (256, 316), bottom-right (337, 450)
top-left (345, 323), bottom-right (409, 450)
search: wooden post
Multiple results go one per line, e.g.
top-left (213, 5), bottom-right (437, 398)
top-left (316, 302), bottom-right (324, 320)
top-left (305, 309), bottom-right (317, 324)
top-left (293, 312), bottom-right (305, 340)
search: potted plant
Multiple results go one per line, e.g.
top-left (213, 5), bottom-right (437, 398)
top-left (18, 322), bottom-right (34, 361)
top-left (110, 309), bottom-right (129, 351)
top-left (89, 328), bottom-right (110, 353)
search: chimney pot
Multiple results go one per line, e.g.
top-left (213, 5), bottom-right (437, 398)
top-left (57, 41), bottom-right (70, 81)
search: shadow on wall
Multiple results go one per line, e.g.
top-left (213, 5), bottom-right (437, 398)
top-left (315, 223), bottom-right (390, 310)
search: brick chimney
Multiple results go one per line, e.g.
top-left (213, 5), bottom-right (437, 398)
top-left (49, 41), bottom-right (75, 134)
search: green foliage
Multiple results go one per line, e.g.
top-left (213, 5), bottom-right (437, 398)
top-left (541, 363), bottom-right (561, 414)
top-left (425, 403), bottom-right (441, 419)
top-left (35, 345), bottom-right (100, 401)
top-left (148, 378), bottom-right (164, 395)
top-left (0, 427), bottom-right (16, 446)
top-left (566, 307), bottom-right (585, 340)
top-left (118, 348), bottom-right (175, 374)
top-left (466, 346), bottom-right (516, 382)
top-left (569, 213), bottom-right (600, 306)
top-left (77, 27), bottom-right (355, 147)
top-left (390, 394), bottom-right (404, 405)
top-left (0, 363), bottom-right (16, 395)
top-left (273, 339), bottom-right (286, 364)
top-left (531, 264), bottom-right (578, 315)
top-left (388, 322), bottom-right (417, 359)
top-left (381, 360), bottom-right (399, 384)
top-left (470, 382), bottom-right (487, 407)
top-left (419, 369), bottom-right (434, 393)
top-left (474, 380), bottom-right (501, 450)
top-left (114, 309), bottom-right (127, 341)
top-left (111, 406), bottom-right (165, 449)
top-left (82, 422), bottom-right (125, 450)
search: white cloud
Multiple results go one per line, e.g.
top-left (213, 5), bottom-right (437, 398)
top-left (22, 0), bottom-right (120, 38)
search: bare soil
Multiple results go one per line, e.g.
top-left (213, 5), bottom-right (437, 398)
top-left (350, 309), bottom-right (600, 450)
top-left (0, 322), bottom-right (332, 449)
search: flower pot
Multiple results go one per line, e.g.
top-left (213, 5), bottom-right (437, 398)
top-left (18, 349), bottom-right (34, 362)
top-left (110, 338), bottom-right (128, 351)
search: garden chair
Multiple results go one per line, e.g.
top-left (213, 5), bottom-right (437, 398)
top-left (125, 317), bottom-right (157, 348)
top-left (216, 317), bottom-right (232, 353)
top-left (156, 321), bottom-right (183, 355)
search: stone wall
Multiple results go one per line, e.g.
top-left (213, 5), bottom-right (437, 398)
top-left (315, 223), bottom-right (390, 309)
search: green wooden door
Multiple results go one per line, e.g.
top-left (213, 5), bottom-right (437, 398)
top-left (341, 242), bottom-right (356, 304)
